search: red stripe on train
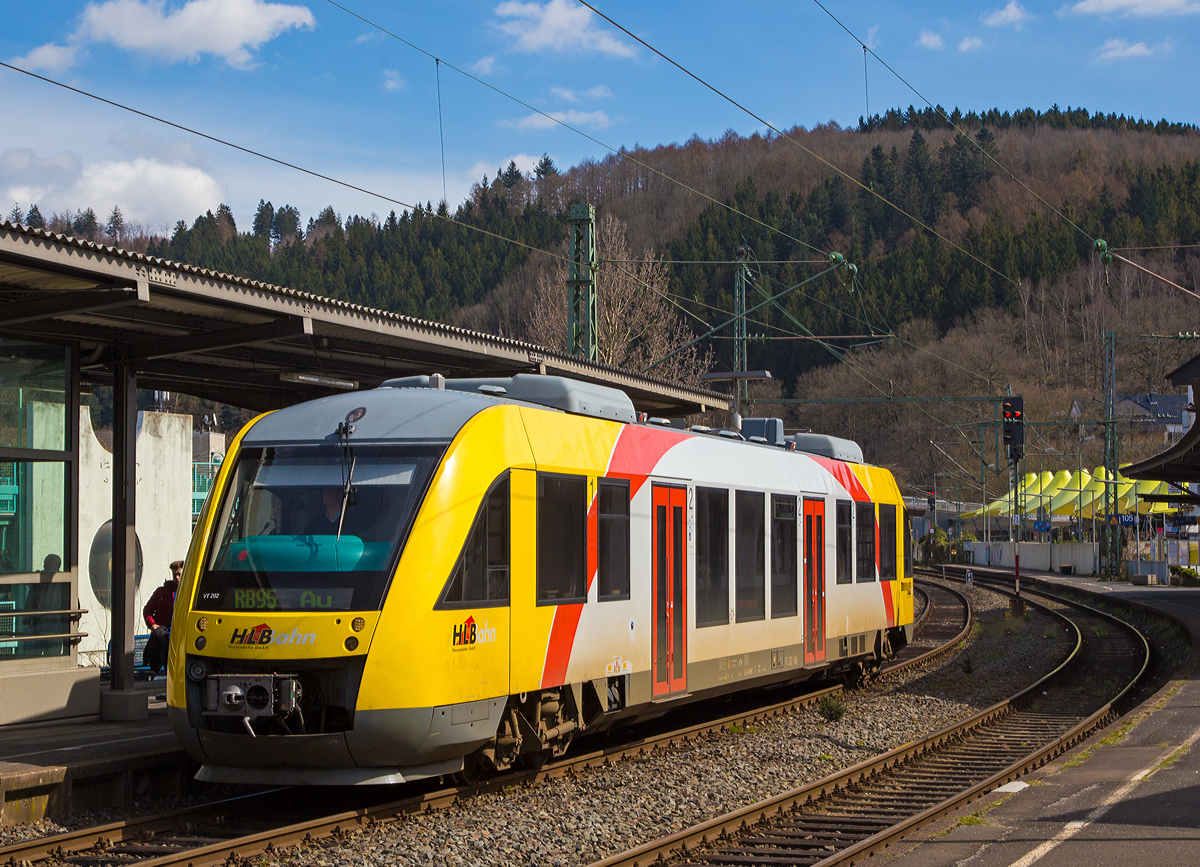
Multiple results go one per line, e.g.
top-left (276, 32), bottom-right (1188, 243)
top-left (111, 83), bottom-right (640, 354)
top-left (541, 425), bottom-right (687, 688)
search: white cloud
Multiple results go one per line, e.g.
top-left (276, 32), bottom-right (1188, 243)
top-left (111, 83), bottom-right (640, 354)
top-left (494, 0), bottom-right (635, 57)
top-left (1096, 36), bottom-right (1171, 59)
top-left (106, 129), bottom-right (208, 166)
top-left (918, 30), bottom-right (944, 48)
top-left (983, 1), bottom-right (1032, 27)
top-left (505, 109), bottom-right (611, 131)
top-left (865, 25), bottom-right (879, 50)
top-left (76, 0), bottom-right (315, 69)
top-left (1065, 0), bottom-right (1200, 14)
top-left (383, 70), bottom-right (405, 91)
top-left (9, 42), bottom-right (83, 73)
top-left (958, 36), bottom-right (984, 51)
top-left (549, 84), bottom-right (611, 102)
top-left (0, 149), bottom-right (83, 191)
top-left (471, 55), bottom-right (497, 74)
top-left (0, 148), bottom-right (224, 227)
top-left (469, 153), bottom-right (541, 181)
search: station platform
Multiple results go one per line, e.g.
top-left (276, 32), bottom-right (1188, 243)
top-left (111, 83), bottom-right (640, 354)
top-left (885, 565), bottom-right (1200, 866)
top-left (0, 678), bottom-right (192, 825)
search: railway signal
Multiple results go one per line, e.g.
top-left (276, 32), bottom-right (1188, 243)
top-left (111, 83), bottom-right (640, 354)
top-left (1002, 396), bottom-right (1024, 461)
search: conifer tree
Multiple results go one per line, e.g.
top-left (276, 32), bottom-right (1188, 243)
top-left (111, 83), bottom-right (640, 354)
top-left (272, 205), bottom-right (302, 245)
top-left (8, 203), bottom-right (22, 224)
top-left (535, 153), bottom-right (557, 179)
top-left (25, 205), bottom-right (45, 229)
top-left (105, 206), bottom-right (125, 242)
top-left (501, 160), bottom-right (524, 189)
top-left (73, 208), bottom-right (99, 240)
top-left (252, 200), bottom-right (274, 238)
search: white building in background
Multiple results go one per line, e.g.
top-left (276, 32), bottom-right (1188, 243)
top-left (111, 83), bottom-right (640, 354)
top-left (76, 408), bottom-right (193, 667)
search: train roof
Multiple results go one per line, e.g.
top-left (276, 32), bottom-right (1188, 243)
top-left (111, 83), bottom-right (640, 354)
top-left (241, 374), bottom-right (868, 466)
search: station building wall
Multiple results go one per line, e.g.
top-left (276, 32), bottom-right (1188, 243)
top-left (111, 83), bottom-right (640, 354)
top-left (76, 408), bottom-right (193, 668)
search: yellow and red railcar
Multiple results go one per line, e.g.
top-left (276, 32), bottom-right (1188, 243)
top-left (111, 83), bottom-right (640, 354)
top-left (168, 375), bottom-right (913, 784)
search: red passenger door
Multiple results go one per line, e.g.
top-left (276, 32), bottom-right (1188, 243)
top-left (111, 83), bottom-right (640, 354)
top-left (803, 498), bottom-right (826, 664)
top-left (652, 485), bottom-right (687, 697)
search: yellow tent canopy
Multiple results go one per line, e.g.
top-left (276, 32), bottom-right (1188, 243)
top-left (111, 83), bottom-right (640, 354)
top-left (1049, 470), bottom-right (1092, 516)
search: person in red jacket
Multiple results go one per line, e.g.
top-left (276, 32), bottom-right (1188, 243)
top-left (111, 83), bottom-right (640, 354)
top-left (141, 560), bottom-right (182, 674)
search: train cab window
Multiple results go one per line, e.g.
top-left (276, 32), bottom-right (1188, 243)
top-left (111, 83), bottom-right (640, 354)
top-left (537, 474), bottom-right (587, 605)
top-left (695, 487), bottom-right (729, 627)
top-left (201, 443), bottom-right (444, 612)
top-left (903, 509), bottom-right (913, 576)
top-left (770, 495), bottom-right (798, 618)
top-left (856, 502), bottom-right (876, 583)
top-left (879, 503), bottom-right (897, 581)
top-left (598, 479), bottom-right (631, 600)
top-left (835, 501), bottom-right (853, 585)
top-left (437, 476), bottom-right (509, 607)
top-left (735, 491), bottom-right (766, 622)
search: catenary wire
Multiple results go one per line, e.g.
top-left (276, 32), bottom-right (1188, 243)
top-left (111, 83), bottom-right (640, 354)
top-left (0, 61), bottom-right (569, 266)
top-left (336, 0), bottom-right (1030, 375)
top-left (809, 0), bottom-right (1194, 306)
top-left (435, 59), bottom-right (448, 206)
top-left (322, 0), bottom-right (832, 260)
top-left (0, 60), bottom-right (725, 341)
top-left (576, 0), bottom-right (1021, 290)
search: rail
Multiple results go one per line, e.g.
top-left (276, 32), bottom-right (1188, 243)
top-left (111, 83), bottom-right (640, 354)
top-left (0, 581), bottom-right (970, 867)
top-left (586, 571), bottom-right (1147, 867)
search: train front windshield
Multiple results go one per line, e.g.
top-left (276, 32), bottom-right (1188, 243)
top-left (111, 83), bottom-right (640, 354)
top-left (199, 443), bottom-right (443, 612)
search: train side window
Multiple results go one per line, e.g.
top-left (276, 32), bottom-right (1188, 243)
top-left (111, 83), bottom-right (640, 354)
top-left (598, 478), bottom-right (630, 600)
top-left (856, 502), bottom-right (876, 583)
top-left (879, 503), bottom-right (897, 581)
top-left (903, 509), bottom-right (913, 576)
top-left (537, 473), bottom-right (588, 605)
top-left (735, 490), bottom-right (766, 622)
top-left (835, 501), bottom-right (853, 584)
top-left (770, 495), bottom-right (797, 618)
top-left (695, 487), bottom-right (729, 627)
top-left (437, 475), bottom-right (509, 608)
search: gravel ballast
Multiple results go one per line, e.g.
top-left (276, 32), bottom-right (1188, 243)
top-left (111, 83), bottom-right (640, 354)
top-left (259, 578), bottom-right (1071, 867)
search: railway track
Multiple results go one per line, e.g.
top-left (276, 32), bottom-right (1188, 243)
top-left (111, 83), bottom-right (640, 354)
top-left (588, 572), bottom-right (1149, 867)
top-left (0, 583), bottom-right (968, 867)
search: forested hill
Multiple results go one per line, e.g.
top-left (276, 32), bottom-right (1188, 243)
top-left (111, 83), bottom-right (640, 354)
top-left (21, 106), bottom-right (1200, 396)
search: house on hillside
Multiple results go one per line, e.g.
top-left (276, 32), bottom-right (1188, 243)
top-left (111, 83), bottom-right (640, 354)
top-left (1116, 393), bottom-right (1190, 443)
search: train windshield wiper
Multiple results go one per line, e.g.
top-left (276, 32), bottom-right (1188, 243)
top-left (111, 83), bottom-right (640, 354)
top-left (336, 453), bottom-right (356, 541)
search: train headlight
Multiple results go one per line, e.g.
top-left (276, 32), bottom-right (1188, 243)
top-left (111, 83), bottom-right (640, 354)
top-left (195, 636), bottom-right (207, 650)
top-left (344, 636), bottom-right (359, 651)
top-left (351, 617), bottom-right (365, 632)
top-left (196, 617), bottom-right (208, 632)
top-left (187, 659), bottom-right (208, 682)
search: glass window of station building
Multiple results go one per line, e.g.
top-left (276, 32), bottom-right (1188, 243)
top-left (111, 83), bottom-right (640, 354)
top-left (0, 338), bottom-right (79, 667)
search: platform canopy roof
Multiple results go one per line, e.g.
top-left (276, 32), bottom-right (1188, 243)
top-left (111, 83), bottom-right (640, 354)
top-left (1124, 420), bottom-right (1200, 484)
top-left (0, 220), bottom-right (729, 417)
top-left (1123, 352), bottom-right (1200, 485)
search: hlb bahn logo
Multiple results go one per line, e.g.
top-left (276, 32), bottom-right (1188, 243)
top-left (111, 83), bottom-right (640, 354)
top-left (230, 623), bottom-right (316, 647)
top-left (452, 615), bottom-right (496, 649)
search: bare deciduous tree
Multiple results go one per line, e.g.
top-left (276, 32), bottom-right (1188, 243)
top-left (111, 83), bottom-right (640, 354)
top-left (526, 214), bottom-right (713, 387)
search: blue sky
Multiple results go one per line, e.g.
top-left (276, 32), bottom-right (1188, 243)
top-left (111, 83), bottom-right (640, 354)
top-left (2, 0), bottom-right (1198, 233)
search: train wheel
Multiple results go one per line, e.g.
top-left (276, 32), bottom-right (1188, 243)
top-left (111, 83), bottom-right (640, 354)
top-left (454, 751), bottom-right (484, 786)
top-left (520, 749), bottom-right (551, 771)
